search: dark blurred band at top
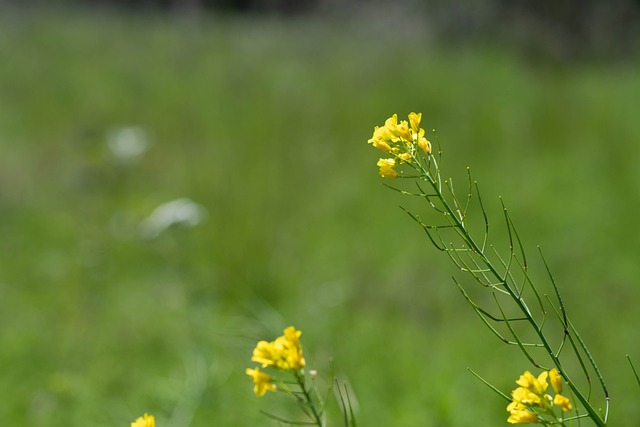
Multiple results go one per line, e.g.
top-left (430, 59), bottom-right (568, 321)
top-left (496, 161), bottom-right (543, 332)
top-left (3, 0), bottom-right (640, 60)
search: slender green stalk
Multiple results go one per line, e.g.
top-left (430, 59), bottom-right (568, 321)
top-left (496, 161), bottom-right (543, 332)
top-left (627, 355), bottom-right (640, 389)
top-left (374, 136), bottom-right (608, 424)
top-left (410, 155), bottom-right (607, 426)
top-left (295, 371), bottom-right (325, 427)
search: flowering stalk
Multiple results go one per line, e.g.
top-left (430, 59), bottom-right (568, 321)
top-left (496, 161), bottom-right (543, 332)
top-left (368, 113), bottom-right (608, 426)
top-left (247, 326), bottom-right (335, 427)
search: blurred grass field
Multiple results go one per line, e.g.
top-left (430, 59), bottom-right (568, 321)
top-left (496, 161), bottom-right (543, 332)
top-left (1, 8), bottom-right (640, 426)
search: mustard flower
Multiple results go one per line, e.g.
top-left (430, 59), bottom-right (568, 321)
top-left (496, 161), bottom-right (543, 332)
top-left (507, 408), bottom-right (539, 424)
top-left (368, 118), bottom-right (394, 152)
top-left (506, 401), bottom-right (526, 413)
top-left (507, 369), bottom-right (573, 424)
top-left (511, 387), bottom-right (543, 407)
top-left (377, 158), bottom-right (398, 178)
top-left (271, 333), bottom-right (305, 371)
top-left (367, 114), bottom-right (408, 149)
top-left (251, 326), bottom-right (306, 372)
top-left (549, 368), bottom-right (562, 394)
top-left (246, 367), bottom-right (277, 397)
top-left (408, 112), bottom-right (431, 154)
top-left (553, 394), bottom-right (572, 412)
top-left (131, 413), bottom-right (155, 427)
top-left (281, 326), bottom-right (306, 370)
top-left (516, 371), bottom-right (549, 396)
top-left (368, 112), bottom-right (431, 173)
top-left (251, 340), bottom-right (278, 369)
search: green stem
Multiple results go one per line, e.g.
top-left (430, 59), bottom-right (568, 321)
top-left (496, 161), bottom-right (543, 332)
top-left (416, 160), bottom-right (606, 427)
top-left (295, 371), bottom-right (324, 427)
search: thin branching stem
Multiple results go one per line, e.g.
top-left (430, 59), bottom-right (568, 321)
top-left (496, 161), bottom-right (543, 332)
top-left (294, 371), bottom-right (325, 427)
top-left (406, 156), bottom-right (608, 426)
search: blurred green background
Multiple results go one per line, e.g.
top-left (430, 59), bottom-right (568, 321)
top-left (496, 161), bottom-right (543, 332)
top-left (1, 2), bottom-right (639, 426)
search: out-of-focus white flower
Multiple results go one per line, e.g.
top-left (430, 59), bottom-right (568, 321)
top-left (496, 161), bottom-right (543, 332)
top-left (140, 198), bottom-right (207, 238)
top-left (107, 126), bottom-right (149, 162)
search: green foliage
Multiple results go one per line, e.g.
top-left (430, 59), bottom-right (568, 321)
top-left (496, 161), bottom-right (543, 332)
top-left (0, 9), bottom-right (639, 427)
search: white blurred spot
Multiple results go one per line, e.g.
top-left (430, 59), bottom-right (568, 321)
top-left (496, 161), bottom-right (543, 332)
top-left (140, 198), bottom-right (207, 238)
top-left (106, 126), bottom-right (149, 162)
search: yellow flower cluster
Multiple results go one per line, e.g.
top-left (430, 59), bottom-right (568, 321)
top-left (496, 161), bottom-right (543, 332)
top-left (367, 112), bottom-right (431, 178)
top-left (252, 326), bottom-right (306, 371)
top-left (507, 369), bottom-right (572, 424)
top-left (131, 413), bottom-right (154, 427)
top-left (246, 326), bottom-right (306, 396)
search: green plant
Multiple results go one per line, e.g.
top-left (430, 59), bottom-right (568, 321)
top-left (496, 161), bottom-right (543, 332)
top-left (367, 112), bottom-right (609, 425)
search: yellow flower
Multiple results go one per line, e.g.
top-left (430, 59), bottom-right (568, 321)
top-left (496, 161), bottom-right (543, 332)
top-left (549, 368), bottom-right (563, 394)
top-left (398, 152), bottom-right (412, 162)
top-left (553, 394), bottom-right (572, 412)
top-left (131, 413), bottom-right (155, 427)
top-left (368, 112), bottom-right (431, 160)
top-left (511, 386), bottom-right (542, 407)
top-left (283, 326), bottom-right (301, 347)
top-left (408, 112), bottom-right (422, 134)
top-left (368, 114), bottom-right (400, 148)
top-left (250, 326), bottom-right (306, 371)
top-left (507, 400), bottom-right (527, 413)
top-left (368, 127), bottom-right (392, 152)
top-left (246, 367), bottom-right (277, 396)
top-left (377, 158), bottom-right (398, 178)
top-left (508, 369), bottom-right (572, 424)
top-left (373, 114), bottom-right (406, 143)
top-left (409, 112), bottom-right (431, 154)
top-left (281, 326), bottom-right (306, 370)
top-left (507, 408), bottom-right (539, 424)
top-left (416, 128), bottom-right (432, 154)
top-left (516, 370), bottom-right (549, 396)
top-left (382, 114), bottom-right (406, 142)
top-left (394, 119), bottom-right (413, 142)
top-left (252, 340), bottom-right (277, 368)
